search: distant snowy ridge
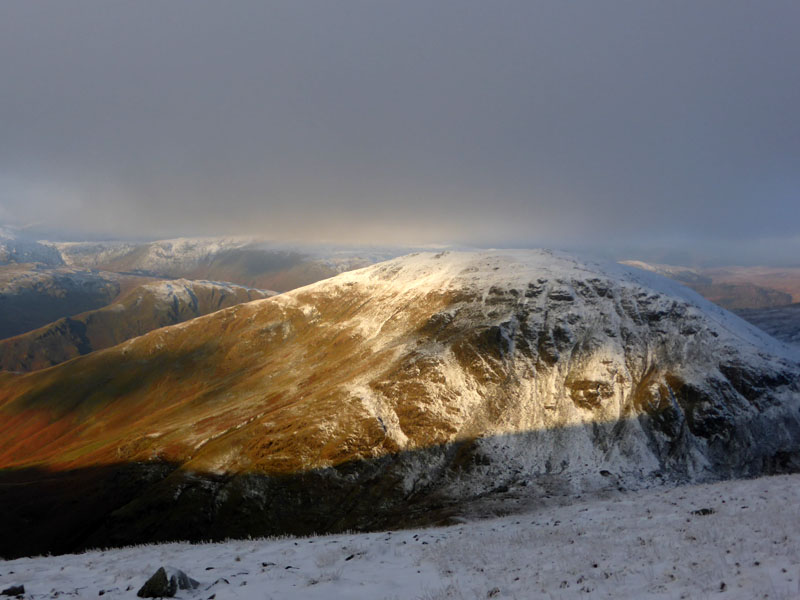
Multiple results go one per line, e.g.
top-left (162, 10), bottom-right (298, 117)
top-left (0, 227), bottom-right (64, 266)
top-left (44, 236), bottom-right (414, 291)
top-left (51, 236), bottom-right (258, 270)
top-left (137, 278), bottom-right (277, 307)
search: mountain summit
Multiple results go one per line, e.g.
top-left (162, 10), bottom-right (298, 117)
top-left (1, 250), bottom-right (798, 556)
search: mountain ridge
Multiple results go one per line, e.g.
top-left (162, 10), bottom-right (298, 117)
top-left (0, 279), bottom-right (275, 372)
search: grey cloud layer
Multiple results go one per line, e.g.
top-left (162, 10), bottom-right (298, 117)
top-left (1, 1), bottom-right (798, 257)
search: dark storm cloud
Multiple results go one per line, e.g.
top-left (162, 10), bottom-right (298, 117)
top-left (1, 1), bottom-right (799, 258)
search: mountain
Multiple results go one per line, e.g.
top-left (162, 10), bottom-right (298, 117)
top-left (691, 282), bottom-right (793, 311)
top-left (621, 260), bottom-right (798, 310)
top-left (618, 260), bottom-right (712, 287)
top-left (0, 229), bottom-right (145, 339)
top-left (0, 279), bottom-right (274, 372)
top-left (0, 232), bottom-right (399, 347)
top-left (1, 250), bottom-right (798, 557)
top-left (702, 266), bottom-right (800, 304)
top-left (0, 227), bottom-right (64, 266)
top-left (50, 237), bottom-right (401, 292)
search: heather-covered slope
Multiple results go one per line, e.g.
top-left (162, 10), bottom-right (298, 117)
top-left (1, 250), bottom-right (799, 555)
top-left (0, 279), bottom-right (274, 372)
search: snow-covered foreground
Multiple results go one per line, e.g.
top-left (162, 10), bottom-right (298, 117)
top-left (3, 474), bottom-right (800, 600)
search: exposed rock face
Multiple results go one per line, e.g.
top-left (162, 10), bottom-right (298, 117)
top-left (0, 585), bottom-right (24, 597)
top-left (0, 250), bottom-right (798, 555)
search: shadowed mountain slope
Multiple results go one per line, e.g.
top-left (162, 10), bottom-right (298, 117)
top-left (0, 265), bottom-right (156, 339)
top-left (0, 279), bottom-right (274, 372)
top-left (1, 250), bottom-right (799, 556)
top-left (735, 303), bottom-right (800, 347)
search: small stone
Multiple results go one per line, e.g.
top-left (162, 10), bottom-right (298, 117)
top-left (1, 585), bottom-right (24, 597)
top-left (691, 508), bottom-right (715, 516)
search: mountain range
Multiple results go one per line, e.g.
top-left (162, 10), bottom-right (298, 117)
top-left (1, 250), bottom-right (798, 558)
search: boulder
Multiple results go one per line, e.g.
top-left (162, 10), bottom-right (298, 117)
top-left (137, 567), bottom-right (198, 598)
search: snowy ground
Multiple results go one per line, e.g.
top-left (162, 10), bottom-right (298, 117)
top-left (2, 474), bottom-right (800, 599)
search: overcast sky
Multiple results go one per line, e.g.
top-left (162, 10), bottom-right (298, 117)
top-left (1, 1), bottom-right (798, 262)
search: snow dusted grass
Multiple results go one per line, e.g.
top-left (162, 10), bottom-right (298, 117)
top-left (3, 474), bottom-right (800, 599)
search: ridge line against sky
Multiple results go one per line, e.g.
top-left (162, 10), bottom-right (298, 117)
top-left (1, 1), bottom-right (798, 264)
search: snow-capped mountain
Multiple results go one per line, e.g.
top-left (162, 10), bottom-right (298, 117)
top-left (52, 237), bottom-right (255, 272)
top-left (1, 250), bottom-right (798, 557)
top-left (0, 279), bottom-right (275, 372)
top-left (0, 227), bottom-right (64, 266)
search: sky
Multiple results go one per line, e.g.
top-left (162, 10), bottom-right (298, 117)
top-left (1, 1), bottom-right (799, 263)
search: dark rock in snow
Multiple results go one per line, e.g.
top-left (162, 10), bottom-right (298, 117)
top-left (0, 585), bottom-right (24, 597)
top-left (137, 567), bottom-right (198, 598)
